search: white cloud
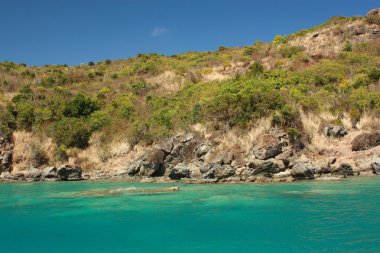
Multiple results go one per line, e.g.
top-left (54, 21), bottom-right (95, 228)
top-left (151, 27), bottom-right (168, 37)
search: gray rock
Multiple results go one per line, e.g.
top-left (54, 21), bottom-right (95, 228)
top-left (0, 151), bottom-right (12, 173)
top-left (139, 148), bottom-right (166, 177)
top-left (195, 144), bottom-right (212, 158)
top-left (290, 163), bottom-right (315, 180)
top-left (253, 134), bottom-right (284, 160)
top-left (323, 125), bottom-right (348, 138)
top-left (0, 171), bottom-right (13, 180)
top-left (372, 154), bottom-right (380, 174)
top-left (214, 164), bottom-right (235, 179)
top-left (41, 166), bottom-right (57, 179)
top-left (13, 172), bottom-right (25, 180)
top-left (352, 131), bottom-right (380, 151)
top-left (336, 163), bottom-right (354, 177)
top-left (57, 164), bottom-right (82, 181)
top-left (28, 167), bottom-right (42, 179)
top-left (168, 163), bottom-right (191, 180)
top-left (127, 161), bottom-right (142, 176)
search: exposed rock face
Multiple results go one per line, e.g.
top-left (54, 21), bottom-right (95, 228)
top-left (291, 163), bottom-right (315, 180)
top-left (168, 163), bottom-right (191, 180)
top-left (335, 163), bottom-right (354, 177)
top-left (57, 164), bottom-right (82, 181)
top-left (351, 132), bottom-right (380, 151)
top-left (0, 171), bottom-right (13, 180)
top-left (0, 130), bottom-right (13, 174)
top-left (41, 166), bottom-right (58, 179)
top-left (0, 151), bottom-right (12, 173)
top-left (28, 167), bottom-right (42, 180)
top-left (367, 8), bottom-right (380, 17)
top-left (372, 154), bottom-right (380, 175)
top-left (253, 134), bottom-right (285, 160)
top-left (323, 125), bottom-right (348, 138)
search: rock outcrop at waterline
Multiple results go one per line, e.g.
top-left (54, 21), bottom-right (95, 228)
top-left (2, 127), bottom-right (380, 183)
top-left (1, 164), bottom-right (83, 181)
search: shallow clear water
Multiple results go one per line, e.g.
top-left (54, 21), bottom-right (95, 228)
top-left (1, 178), bottom-right (380, 253)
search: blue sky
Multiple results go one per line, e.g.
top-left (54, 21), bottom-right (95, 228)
top-left (0, 0), bottom-right (377, 66)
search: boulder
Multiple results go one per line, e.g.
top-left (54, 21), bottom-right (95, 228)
top-left (57, 164), bottom-right (82, 181)
top-left (13, 172), bottom-right (25, 180)
top-left (195, 144), bottom-right (212, 158)
top-left (28, 167), bottom-right (42, 179)
top-left (372, 154), bottom-right (380, 174)
top-left (168, 163), bottom-right (191, 180)
top-left (253, 134), bottom-right (284, 160)
top-left (323, 125), bottom-right (348, 138)
top-left (137, 148), bottom-right (166, 177)
top-left (127, 161), bottom-right (142, 176)
top-left (352, 131), bottom-right (380, 151)
top-left (335, 163), bottom-right (354, 177)
top-left (0, 171), bottom-right (13, 180)
top-left (41, 166), bottom-right (57, 179)
top-left (290, 163), bottom-right (315, 180)
top-left (214, 164), bottom-right (235, 179)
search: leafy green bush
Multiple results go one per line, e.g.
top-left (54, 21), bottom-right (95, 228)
top-left (342, 41), bottom-right (353, 52)
top-left (63, 94), bottom-right (99, 118)
top-left (248, 62), bottom-right (264, 77)
top-left (368, 68), bottom-right (380, 82)
top-left (279, 46), bottom-right (303, 58)
top-left (49, 118), bottom-right (92, 148)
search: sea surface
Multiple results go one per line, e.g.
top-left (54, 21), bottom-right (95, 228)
top-left (1, 178), bottom-right (380, 253)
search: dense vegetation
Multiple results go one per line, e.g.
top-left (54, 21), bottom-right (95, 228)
top-left (0, 15), bottom-right (379, 164)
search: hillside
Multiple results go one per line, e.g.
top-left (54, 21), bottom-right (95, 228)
top-left (1, 10), bottom-right (380, 182)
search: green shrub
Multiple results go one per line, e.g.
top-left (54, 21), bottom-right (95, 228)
top-left (63, 94), bottom-right (99, 118)
top-left (88, 111), bottom-right (110, 131)
top-left (368, 68), bottom-right (380, 82)
top-left (279, 46), bottom-right (303, 58)
top-left (0, 108), bottom-right (16, 139)
top-left (248, 62), bottom-right (264, 77)
top-left (272, 35), bottom-right (287, 46)
top-left (342, 41), bottom-right (353, 52)
top-left (15, 103), bottom-right (35, 130)
top-left (88, 61), bottom-right (95, 66)
top-left (105, 59), bottom-right (112, 65)
top-left (49, 118), bottom-right (92, 148)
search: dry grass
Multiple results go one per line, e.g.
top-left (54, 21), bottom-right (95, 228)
top-left (12, 131), bottom-right (55, 171)
top-left (77, 132), bottom-right (132, 166)
top-left (341, 112), bottom-right (353, 130)
top-left (216, 117), bottom-right (272, 154)
top-left (300, 111), bottom-right (334, 153)
top-left (356, 112), bottom-right (380, 131)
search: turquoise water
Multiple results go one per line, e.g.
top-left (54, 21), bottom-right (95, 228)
top-left (1, 178), bottom-right (380, 253)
